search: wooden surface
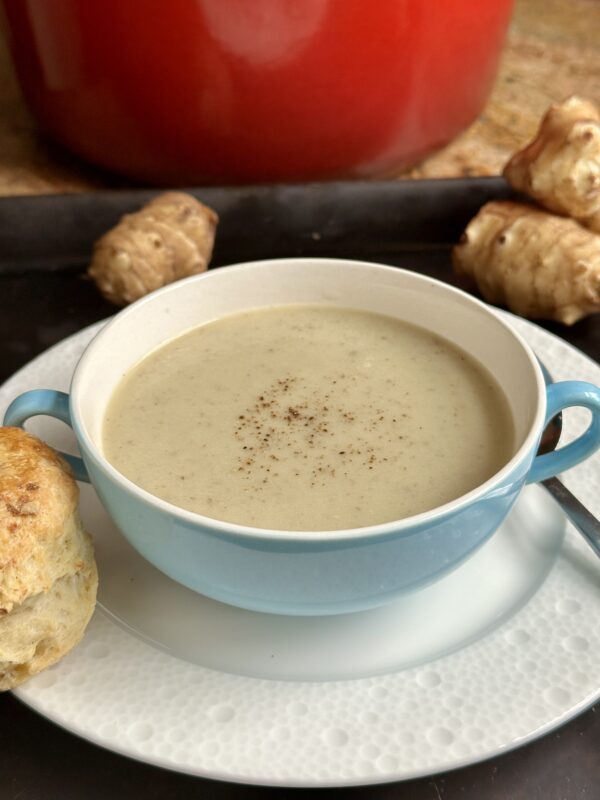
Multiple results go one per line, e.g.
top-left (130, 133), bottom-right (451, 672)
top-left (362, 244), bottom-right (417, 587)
top-left (0, 0), bottom-right (599, 196)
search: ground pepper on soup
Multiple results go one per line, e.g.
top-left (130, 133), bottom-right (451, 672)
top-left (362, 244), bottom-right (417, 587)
top-left (102, 306), bottom-right (514, 531)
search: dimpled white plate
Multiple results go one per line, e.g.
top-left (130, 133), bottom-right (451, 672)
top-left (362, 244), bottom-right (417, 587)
top-left (1, 314), bottom-right (600, 787)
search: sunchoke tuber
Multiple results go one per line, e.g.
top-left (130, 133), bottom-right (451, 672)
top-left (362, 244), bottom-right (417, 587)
top-left (88, 192), bottom-right (218, 305)
top-left (503, 96), bottom-right (600, 231)
top-left (452, 201), bottom-right (600, 325)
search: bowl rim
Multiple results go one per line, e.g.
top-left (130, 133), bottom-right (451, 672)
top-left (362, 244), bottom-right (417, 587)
top-left (70, 257), bottom-right (547, 542)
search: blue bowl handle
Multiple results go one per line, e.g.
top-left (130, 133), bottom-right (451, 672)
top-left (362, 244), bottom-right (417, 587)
top-left (527, 381), bottom-right (600, 484)
top-left (3, 389), bottom-right (90, 482)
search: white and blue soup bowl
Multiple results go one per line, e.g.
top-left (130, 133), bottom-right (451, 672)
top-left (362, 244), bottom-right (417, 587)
top-left (5, 259), bottom-right (600, 615)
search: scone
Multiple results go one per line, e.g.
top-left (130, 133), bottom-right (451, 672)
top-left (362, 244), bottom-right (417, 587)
top-left (0, 427), bottom-right (98, 690)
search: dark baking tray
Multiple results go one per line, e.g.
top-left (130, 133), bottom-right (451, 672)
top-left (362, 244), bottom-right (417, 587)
top-left (0, 178), bottom-right (599, 800)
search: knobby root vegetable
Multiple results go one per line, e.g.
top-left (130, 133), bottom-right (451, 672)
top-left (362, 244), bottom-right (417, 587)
top-left (503, 96), bottom-right (600, 231)
top-left (88, 192), bottom-right (218, 305)
top-left (452, 201), bottom-right (600, 325)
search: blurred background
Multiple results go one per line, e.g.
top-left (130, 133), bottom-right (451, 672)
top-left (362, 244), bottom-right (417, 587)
top-left (0, 0), bottom-right (598, 194)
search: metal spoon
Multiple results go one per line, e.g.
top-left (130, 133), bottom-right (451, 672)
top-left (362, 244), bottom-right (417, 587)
top-left (538, 409), bottom-right (600, 558)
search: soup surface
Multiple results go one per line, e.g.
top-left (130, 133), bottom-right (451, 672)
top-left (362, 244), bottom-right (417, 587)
top-left (103, 306), bottom-right (514, 530)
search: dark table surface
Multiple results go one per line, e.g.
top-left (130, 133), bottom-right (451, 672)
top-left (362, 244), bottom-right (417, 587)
top-left (0, 179), bottom-right (598, 799)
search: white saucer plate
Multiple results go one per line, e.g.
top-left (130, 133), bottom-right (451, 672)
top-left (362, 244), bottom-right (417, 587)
top-left (1, 314), bottom-right (599, 788)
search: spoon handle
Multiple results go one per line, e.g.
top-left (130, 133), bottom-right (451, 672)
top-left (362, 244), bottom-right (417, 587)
top-left (542, 477), bottom-right (600, 558)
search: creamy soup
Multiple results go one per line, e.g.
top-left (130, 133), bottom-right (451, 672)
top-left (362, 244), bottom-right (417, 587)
top-left (102, 306), bottom-right (514, 531)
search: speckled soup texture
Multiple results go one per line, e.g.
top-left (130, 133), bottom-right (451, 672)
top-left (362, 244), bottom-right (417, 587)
top-left (0, 312), bottom-right (599, 787)
top-left (102, 306), bottom-right (513, 530)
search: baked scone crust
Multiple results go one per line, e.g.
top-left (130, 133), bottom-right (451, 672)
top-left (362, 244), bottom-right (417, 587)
top-left (0, 427), bottom-right (98, 689)
top-left (0, 427), bottom-right (80, 613)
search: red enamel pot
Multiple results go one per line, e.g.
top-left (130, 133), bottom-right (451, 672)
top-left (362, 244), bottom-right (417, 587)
top-left (2, 0), bottom-right (513, 184)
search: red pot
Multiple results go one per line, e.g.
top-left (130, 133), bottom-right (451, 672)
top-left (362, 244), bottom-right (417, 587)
top-left (3, 0), bottom-right (513, 184)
